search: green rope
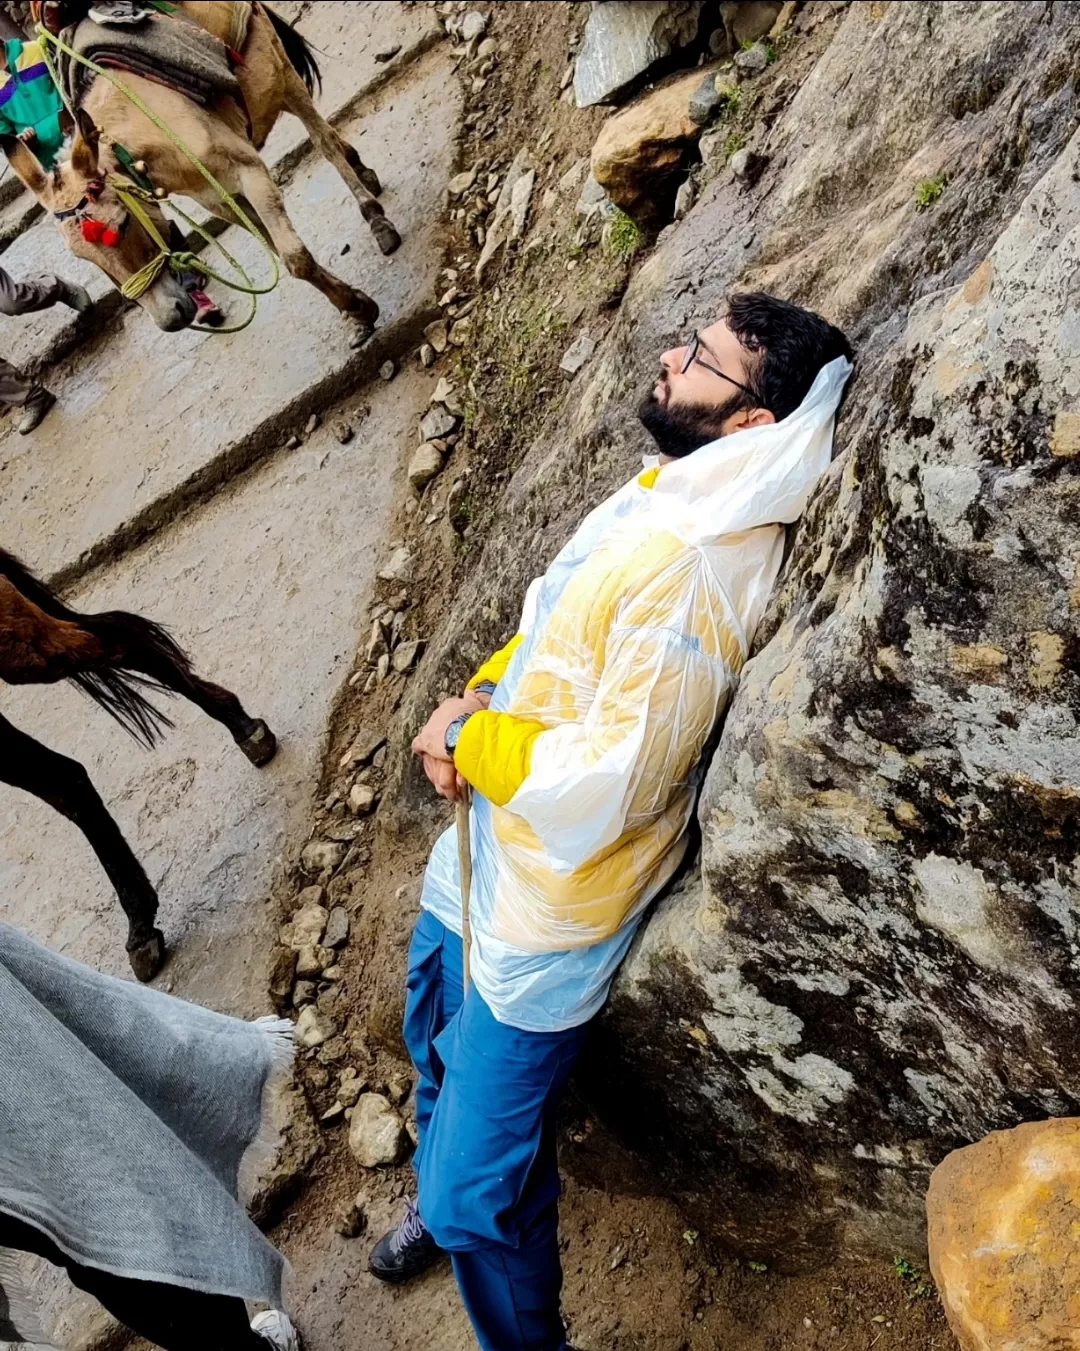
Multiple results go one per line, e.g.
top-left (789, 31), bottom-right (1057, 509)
top-left (36, 22), bottom-right (280, 333)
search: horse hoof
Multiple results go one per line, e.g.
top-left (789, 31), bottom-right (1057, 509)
top-left (128, 929), bottom-right (166, 983)
top-left (237, 719), bottom-right (278, 767)
top-left (359, 167), bottom-right (382, 197)
top-left (346, 308), bottom-right (378, 348)
top-left (372, 218), bottom-right (401, 257)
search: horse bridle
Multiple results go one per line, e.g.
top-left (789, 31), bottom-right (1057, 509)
top-left (51, 175), bottom-right (128, 245)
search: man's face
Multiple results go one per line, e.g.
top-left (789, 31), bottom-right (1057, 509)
top-left (638, 316), bottom-right (774, 459)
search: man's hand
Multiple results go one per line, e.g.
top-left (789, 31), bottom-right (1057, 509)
top-left (412, 696), bottom-right (479, 802)
top-left (18, 127), bottom-right (37, 147)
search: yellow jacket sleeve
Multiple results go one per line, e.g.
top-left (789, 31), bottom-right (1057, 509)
top-left (454, 709), bottom-right (545, 807)
top-left (466, 632), bottom-right (523, 691)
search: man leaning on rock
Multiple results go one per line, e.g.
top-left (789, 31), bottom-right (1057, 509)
top-left (372, 292), bottom-right (855, 1351)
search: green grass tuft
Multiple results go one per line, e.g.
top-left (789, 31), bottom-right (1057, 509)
top-left (725, 130), bottom-right (747, 158)
top-left (914, 173), bottom-right (947, 211)
top-left (605, 208), bottom-right (643, 260)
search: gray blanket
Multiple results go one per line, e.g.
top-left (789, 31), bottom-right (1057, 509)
top-left (0, 922), bottom-right (291, 1345)
top-left (61, 9), bottom-right (243, 110)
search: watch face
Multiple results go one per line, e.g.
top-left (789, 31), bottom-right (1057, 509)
top-left (446, 714), bottom-right (467, 753)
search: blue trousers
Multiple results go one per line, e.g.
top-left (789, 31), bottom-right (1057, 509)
top-left (404, 910), bottom-right (590, 1351)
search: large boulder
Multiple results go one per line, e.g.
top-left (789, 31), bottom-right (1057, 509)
top-left (389, 0), bottom-right (1080, 1266)
top-left (591, 67), bottom-right (715, 219)
top-left (927, 1119), bottom-right (1080, 1350)
top-left (574, 1), bottom-right (703, 108)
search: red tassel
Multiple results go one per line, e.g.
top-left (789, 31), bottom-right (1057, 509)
top-left (81, 217), bottom-right (105, 243)
top-left (100, 227), bottom-right (121, 248)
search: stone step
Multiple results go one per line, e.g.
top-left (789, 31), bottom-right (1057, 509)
top-left (0, 41), bottom-right (457, 585)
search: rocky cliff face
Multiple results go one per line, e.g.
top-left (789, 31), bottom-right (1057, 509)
top-left (398, 0), bottom-right (1080, 1264)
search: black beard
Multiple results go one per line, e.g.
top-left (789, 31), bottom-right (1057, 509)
top-left (637, 389), bottom-right (743, 458)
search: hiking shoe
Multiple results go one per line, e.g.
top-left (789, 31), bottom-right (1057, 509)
top-left (190, 287), bottom-right (225, 327)
top-left (58, 280), bottom-right (92, 314)
top-left (16, 387), bottom-right (56, 434)
top-left (369, 1200), bottom-right (443, 1284)
top-left (251, 1310), bottom-right (302, 1350)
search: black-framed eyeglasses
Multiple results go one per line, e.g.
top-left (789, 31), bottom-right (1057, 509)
top-left (680, 331), bottom-right (760, 402)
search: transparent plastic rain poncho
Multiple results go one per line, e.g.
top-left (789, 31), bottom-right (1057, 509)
top-left (421, 358), bottom-right (853, 1030)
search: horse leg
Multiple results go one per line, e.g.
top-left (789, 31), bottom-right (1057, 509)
top-left (134, 659), bottom-right (276, 768)
top-left (0, 713), bottom-right (165, 981)
top-left (282, 69), bottom-right (401, 257)
top-left (236, 158), bottom-right (380, 339)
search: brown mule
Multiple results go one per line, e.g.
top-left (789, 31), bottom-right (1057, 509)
top-left (1, 2), bottom-right (400, 339)
top-left (0, 547), bottom-right (277, 980)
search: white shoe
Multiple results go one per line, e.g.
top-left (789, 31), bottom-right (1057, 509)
top-left (251, 1310), bottom-right (302, 1350)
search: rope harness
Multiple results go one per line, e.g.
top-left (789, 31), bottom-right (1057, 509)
top-left (35, 19), bottom-right (280, 333)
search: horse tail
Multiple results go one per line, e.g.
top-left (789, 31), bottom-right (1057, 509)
top-left (265, 4), bottom-right (322, 95)
top-left (0, 546), bottom-right (185, 749)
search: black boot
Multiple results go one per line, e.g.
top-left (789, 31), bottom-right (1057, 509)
top-left (369, 1200), bottom-right (443, 1284)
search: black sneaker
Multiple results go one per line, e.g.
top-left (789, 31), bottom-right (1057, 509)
top-left (368, 1200), bottom-right (443, 1284)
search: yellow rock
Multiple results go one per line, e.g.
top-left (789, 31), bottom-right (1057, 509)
top-left (1029, 631), bottom-right (1065, 690)
top-left (928, 1118), bottom-right (1080, 1351)
top-left (1051, 411), bottom-right (1080, 458)
top-left (950, 644), bottom-right (1008, 678)
top-left (591, 67), bottom-right (706, 218)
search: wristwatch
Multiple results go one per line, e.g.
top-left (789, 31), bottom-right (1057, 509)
top-left (445, 712), bottom-right (471, 759)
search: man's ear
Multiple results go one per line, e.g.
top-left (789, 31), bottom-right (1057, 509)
top-left (71, 108), bottom-right (100, 178)
top-left (745, 407), bottom-right (776, 429)
top-left (0, 134), bottom-right (49, 198)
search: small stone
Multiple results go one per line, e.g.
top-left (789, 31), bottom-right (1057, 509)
top-left (292, 980), bottom-right (317, 1007)
top-left (419, 343), bottom-right (436, 367)
top-left (379, 359), bottom-right (396, 381)
top-left (324, 906), bottom-right (351, 948)
top-left (294, 1006), bottom-right (336, 1049)
top-left (509, 169), bottom-right (535, 239)
top-left (432, 376), bottom-right (455, 405)
top-left (373, 746), bottom-right (387, 769)
top-left (334, 420), bottom-right (354, 444)
top-left (373, 44), bottom-right (401, 63)
top-left (317, 1036), bottom-right (348, 1065)
top-left (449, 319), bottom-right (472, 346)
top-left (335, 1197), bottom-right (368, 1238)
top-left (392, 640), bottom-right (425, 674)
top-left (285, 435), bottom-right (301, 450)
top-left (560, 334), bottom-right (597, 377)
top-left (421, 406), bottom-right (459, 441)
top-left (300, 840), bottom-right (346, 875)
top-left (268, 946), bottom-right (297, 1014)
top-left (376, 653), bottom-right (390, 683)
top-left (387, 1074), bottom-right (412, 1106)
top-left (377, 546), bottom-right (413, 584)
top-left (730, 147), bottom-right (769, 185)
top-left (409, 442), bottom-right (446, 491)
top-left (296, 884), bottom-right (325, 907)
top-left (287, 900), bottom-right (328, 949)
top-left (322, 965), bottom-right (342, 981)
top-left (320, 1102), bottom-right (346, 1126)
top-left (339, 729), bottom-right (386, 770)
top-left (348, 1093), bottom-right (407, 1168)
top-left (460, 9), bottom-right (488, 42)
top-left (447, 478), bottom-right (470, 535)
top-left (365, 618), bottom-right (389, 665)
top-left (689, 72), bottom-right (738, 126)
top-left (348, 782), bottom-right (378, 816)
top-left (477, 37), bottom-right (497, 58)
top-left (295, 944), bottom-right (328, 979)
top-left (447, 168), bottom-right (478, 198)
top-left (363, 672), bottom-right (377, 694)
top-left (735, 42), bottom-right (769, 74)
top-left (674, 179), bottom-right (696, 219)
top-left (305, 412), bottom-right (320, 435)
top-left (338, 1077), bottom-right (367, 1109)
top-left (424, 319), bottom-right (449, 353)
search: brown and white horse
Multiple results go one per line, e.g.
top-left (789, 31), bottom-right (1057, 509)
top-left (1, 2), bottom-right (399, 338)
top-left (0, 546), bottom-right (276, 980)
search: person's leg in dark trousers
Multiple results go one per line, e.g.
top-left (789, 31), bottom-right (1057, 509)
top-left (0, 264), bottom-right (91, 430)
top-left (0, 1211), bottom-right (269, 1351)
top-left (0, 268), bottom-right (67, 316)
top-left (403, 913), bottom-right (589, 1351)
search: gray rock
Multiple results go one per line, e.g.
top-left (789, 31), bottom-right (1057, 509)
top-left (337, 1076), bottom-right (367, 1109)
top-left (559, 335), bottom-right (597, 377)
top-left (285, 900), bottom-right (328, 949)
top-left (348, 781), bottom-right (378, 816)
top-left (336, 1196), bottom-right (368, 1237)
top-left (577, 174), bottom-right (608, 217)
top-left (365, 617), bottom-right (389, 664)
top-left (734, 41), bottom-right (770, 74)
top-left (460, 9), bottom-right (488, 42)
top-left (730, 147), bottom-right (769, 185)
top-left (419, 343), bottom-right (436, 367)
top-left (338, 728), bottom-right (386, 770)
top-left (424, 319), bottom-right (449, 353)
top-left (421, 406), bottom-right (460, 441)
top-left (408, 441), bottom-right (446, 491)
top-left (323, 906), bottom-right (351, 948)
top-left (674, 178), bottom-right (696, 219)
top-left (292, 981), bottom-right (317, 1007)
top-left (689, 71), bottom-right (738, 126)
top-left (268, 946), bottom-right (297, 1015)
top-left (299, 841), bottom-right (346, 875)
top-left (334, 420), bottom-right (354, 444)
top-left (447, 168), bottom-right (478, 198)
top-left (295, 944), bottom-right (334, 979)
top-left (294, 1006), bottom-right (337, 1049)
top-left (305, 413), bottom-right (320, 435)
top-left (392, 640), bottom-right (425, 674)
top-left (285, 435), bottom-right (301, 450)
top-left (510, 169), bottom-right (536, 239)
top-left (379, 359), bottom-right (396, 381)
top-left (348, 1093), bottom-right (407, 1168)
top-left (377, 546), bottom-right (413, 584)
top-left (574, 1), bottom-right (703, 107)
